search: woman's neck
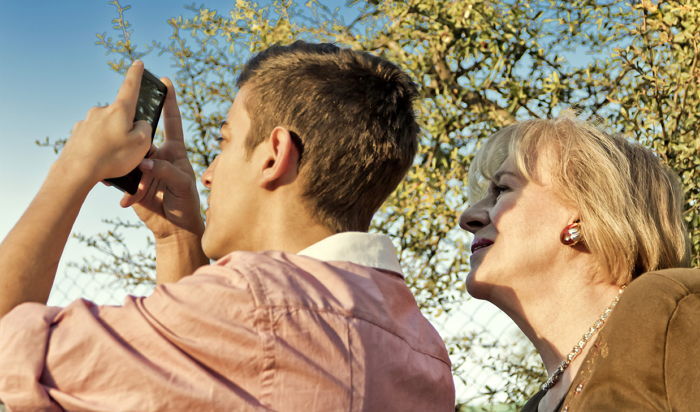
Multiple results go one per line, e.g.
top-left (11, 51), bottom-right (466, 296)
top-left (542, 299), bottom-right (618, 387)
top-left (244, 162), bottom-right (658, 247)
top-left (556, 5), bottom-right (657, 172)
top-left (488, 266), bottom-right (621, 402)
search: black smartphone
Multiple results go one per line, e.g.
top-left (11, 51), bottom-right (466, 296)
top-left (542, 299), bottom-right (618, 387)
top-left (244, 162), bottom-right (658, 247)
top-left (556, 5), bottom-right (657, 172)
top-left (105, 68), bottom-right (168, 194)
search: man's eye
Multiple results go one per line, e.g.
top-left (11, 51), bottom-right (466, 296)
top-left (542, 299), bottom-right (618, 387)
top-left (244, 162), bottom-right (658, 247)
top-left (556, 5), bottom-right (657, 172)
top-left (213, 136), bottom-right (226, 148)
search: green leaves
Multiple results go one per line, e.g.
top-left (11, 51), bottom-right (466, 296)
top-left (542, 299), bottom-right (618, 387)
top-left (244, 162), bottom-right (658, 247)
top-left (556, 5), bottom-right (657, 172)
top-left (53, 0), bottom-right (699, 407)
top-left (607, 0), bottom-right (700, 268)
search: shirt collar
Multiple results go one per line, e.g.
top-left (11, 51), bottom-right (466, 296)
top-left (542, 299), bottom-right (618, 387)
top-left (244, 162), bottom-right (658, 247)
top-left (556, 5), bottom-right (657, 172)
top-left (297, 232), bottom-right (403, 275)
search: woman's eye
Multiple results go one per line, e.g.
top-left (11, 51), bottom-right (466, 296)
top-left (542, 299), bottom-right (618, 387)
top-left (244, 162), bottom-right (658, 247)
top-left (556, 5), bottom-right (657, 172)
top-left (493, 184), bottom-right (509, 197)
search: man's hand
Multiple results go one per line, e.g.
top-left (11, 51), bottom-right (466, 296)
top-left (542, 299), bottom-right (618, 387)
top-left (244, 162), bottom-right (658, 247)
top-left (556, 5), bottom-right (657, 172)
top-left (0, 61), bottom-right (151, 317)
top-left (60, 61), bottom-right (152, 184)
top-left (118, 78), bottom-right (209, 282)
top-left (120, 78), bottom-right (203, 239)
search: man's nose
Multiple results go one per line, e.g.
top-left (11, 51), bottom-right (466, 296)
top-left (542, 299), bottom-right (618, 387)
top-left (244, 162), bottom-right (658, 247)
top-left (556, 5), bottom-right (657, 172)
top-left (201, 157), bottom-right (217, 188)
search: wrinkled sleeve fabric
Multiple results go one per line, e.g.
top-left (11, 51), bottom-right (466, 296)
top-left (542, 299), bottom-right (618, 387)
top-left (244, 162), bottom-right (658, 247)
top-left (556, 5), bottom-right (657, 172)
top-left (0, 265), bottom-right (266, 411)
top-left (0, 303), bottom-right (62, 411)
top-left (665, 291), bottom-right (700, 411)
top-left (0, 250), bottom-right (454, 411)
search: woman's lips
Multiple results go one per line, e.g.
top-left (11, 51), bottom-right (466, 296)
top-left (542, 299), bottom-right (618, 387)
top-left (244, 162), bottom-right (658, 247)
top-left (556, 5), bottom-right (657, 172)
top-left (471, 238), bottom-right (494, 253)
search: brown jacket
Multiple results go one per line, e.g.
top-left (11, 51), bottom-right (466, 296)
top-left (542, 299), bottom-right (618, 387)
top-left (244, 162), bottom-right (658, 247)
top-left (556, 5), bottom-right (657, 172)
top-left (523, 268), bottom-right (700, 411)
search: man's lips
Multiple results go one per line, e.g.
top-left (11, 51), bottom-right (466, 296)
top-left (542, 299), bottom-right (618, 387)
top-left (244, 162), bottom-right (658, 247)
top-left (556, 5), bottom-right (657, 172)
top-left (471, 238), bottom-right (494, 253)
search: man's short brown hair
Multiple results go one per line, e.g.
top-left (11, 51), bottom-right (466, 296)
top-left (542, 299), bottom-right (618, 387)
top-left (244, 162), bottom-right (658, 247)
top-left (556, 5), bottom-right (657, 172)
top-left (237, 41), bottom-right (418, 232)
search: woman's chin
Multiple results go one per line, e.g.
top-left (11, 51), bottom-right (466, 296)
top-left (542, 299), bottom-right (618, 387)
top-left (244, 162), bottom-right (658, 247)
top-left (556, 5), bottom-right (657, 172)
top-left (465, 270), bottom-right (491, 300)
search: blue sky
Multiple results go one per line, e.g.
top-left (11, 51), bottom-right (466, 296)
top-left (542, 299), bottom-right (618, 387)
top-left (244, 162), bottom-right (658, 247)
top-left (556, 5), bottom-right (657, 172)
top-left (1, 0), bottom-right (354, 304)
top-left (0, 0), bottom-right (237, 221)
top-left (0, 1), bottom-right (247, 303)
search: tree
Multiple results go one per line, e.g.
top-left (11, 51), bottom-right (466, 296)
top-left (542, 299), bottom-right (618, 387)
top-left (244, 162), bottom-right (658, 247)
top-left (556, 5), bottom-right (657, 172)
top-left (47, 0), bottom-right (698, 408)
top-left (607, 0), bottom-right (700, 268)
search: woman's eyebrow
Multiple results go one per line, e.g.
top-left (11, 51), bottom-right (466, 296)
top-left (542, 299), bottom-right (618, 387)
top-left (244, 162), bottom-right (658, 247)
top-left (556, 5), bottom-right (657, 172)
top-left (493, 170), bottom-right (517, 181)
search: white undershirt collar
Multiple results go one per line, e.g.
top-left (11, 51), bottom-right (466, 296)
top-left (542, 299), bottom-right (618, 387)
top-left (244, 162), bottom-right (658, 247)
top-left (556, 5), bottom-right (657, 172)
top-left (297, 232), bottom-right (403, 275)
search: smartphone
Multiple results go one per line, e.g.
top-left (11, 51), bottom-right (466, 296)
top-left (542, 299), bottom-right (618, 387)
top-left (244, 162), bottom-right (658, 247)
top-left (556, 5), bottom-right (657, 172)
top-left (105, 68), bottom-right (168, 194)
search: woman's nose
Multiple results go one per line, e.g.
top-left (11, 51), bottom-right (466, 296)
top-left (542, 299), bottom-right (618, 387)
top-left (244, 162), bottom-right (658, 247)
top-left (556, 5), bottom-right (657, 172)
top-left (459, 200), bottom-right (490, 233)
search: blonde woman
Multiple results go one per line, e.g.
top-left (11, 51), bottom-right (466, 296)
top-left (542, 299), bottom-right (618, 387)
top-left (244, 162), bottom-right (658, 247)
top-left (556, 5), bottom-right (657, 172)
top-left (459, 112), bottom-right (699, 411)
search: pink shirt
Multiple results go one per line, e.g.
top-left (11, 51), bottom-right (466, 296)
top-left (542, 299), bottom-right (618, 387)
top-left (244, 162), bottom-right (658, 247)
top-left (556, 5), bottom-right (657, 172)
top-left (0, 233), bottom-right (454, 411)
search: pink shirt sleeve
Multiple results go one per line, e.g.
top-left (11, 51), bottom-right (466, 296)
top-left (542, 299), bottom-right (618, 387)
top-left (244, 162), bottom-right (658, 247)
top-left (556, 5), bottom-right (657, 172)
top-left (0, 303), bottom-right (62, 411)
top-left (0, 252), bottom-right (455, 411)
top-left (0, 266), bottom-right (266, 411)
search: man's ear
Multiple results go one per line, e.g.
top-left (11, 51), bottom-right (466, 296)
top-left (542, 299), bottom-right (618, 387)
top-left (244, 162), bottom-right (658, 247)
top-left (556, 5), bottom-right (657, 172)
top-left (259, 126), bottom-right (301, 190)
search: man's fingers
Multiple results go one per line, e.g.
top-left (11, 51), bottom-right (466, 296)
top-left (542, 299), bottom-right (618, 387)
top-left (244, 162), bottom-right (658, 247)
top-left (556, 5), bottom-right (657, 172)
top-left (161, 77), bottom-right (185, 145)
top-left (139, 158), bottom-right (192, 195)
top-left (120, 178), bottom-right (147, 207)
top-left (70, 121), bottom-right (83, 134)
top-left (120, 191), bottom-right (138, 208)
top-left (114, 60), bottom-right (145, 120)
top-left (129, 120), bottom-right (153, 154)
top-left (139, 158), bottom-right (178, 181)
top-left (120, 171), bottom-right (156, 207)
top-left (120, 157), bottom-right (194, 209)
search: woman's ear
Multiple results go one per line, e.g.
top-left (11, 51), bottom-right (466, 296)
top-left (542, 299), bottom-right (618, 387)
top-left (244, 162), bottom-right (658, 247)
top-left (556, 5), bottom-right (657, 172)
top-left (259, 126), bottom-right (301, 189)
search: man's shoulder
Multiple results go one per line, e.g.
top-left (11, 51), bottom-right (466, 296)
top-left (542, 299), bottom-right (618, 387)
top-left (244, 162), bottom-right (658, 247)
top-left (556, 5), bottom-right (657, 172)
top-left (210, 250), bottom-right (451, 363)
top-left (211, 250), bottom-right (405, 315)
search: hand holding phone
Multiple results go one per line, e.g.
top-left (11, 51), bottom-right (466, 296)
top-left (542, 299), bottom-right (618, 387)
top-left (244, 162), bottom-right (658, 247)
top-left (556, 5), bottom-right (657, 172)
top-left (105, 68), bottom-right (168, 194)
top-left (118, 77), bottom-right (206, 244)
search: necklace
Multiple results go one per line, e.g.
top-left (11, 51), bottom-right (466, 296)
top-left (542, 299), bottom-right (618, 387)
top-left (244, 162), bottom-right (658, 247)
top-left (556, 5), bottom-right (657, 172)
top-left (541, 286), bottom-right (626, 391)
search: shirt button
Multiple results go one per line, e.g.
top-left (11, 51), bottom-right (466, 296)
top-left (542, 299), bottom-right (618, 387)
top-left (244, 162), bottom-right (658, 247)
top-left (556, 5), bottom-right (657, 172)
top-left (562, 406), bottom-right (569, 412)
top-left (575, 383), bottom-right (584, 393)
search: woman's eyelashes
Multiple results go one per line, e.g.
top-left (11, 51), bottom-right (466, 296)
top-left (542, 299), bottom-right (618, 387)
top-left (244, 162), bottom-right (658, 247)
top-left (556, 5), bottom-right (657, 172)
top-left (491, 182), bottom-right (511, 198)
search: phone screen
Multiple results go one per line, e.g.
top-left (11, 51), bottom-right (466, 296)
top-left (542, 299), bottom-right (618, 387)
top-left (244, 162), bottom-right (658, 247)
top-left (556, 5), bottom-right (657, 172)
top-left (105, 68), bottom-right (167, 194)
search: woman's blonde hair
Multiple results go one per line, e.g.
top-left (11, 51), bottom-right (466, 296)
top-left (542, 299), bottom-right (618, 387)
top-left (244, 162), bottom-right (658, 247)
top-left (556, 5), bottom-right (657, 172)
top-left (468, 110), bottom-right (691, 284)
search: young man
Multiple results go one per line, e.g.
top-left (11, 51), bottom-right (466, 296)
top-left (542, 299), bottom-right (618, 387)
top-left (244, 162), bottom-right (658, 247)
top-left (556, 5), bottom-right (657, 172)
top-left (0, 42), bottom-right (454, 410)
